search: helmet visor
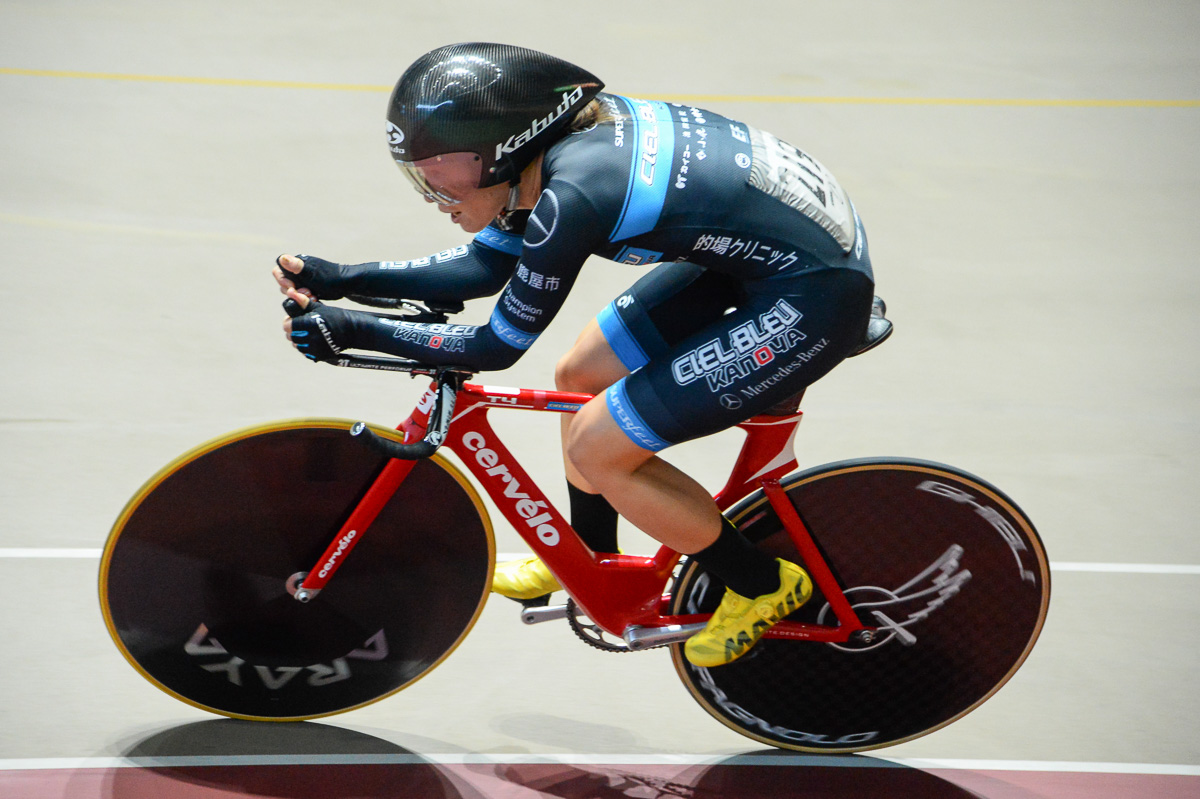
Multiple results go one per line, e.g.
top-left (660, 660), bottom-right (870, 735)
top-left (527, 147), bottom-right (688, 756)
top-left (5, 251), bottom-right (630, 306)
top-left (396, 152), bottom-right (485, 205)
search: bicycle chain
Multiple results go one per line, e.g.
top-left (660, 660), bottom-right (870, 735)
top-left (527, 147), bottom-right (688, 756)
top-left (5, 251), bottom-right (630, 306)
top-left (565, 598), bottom-right (636, 653)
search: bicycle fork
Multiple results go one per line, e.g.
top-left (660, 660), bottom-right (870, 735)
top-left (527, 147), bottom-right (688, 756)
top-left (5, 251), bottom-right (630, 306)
top-left (288, 377), bottom-right (450, 602)
top-left (288, 456), bottom-right (419, 602)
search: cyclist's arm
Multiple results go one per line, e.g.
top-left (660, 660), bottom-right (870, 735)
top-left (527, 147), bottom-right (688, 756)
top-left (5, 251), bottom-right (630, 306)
top-left (289, 182), bottom-right (606, 371)
top-left (285, 225), bottom-right (524, 303)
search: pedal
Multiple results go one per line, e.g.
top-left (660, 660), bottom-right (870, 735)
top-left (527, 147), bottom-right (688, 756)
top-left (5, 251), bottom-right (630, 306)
top-left (504, 592), bottom-right (551, 609)
top-left (520, 603), bottom-right (571, 625)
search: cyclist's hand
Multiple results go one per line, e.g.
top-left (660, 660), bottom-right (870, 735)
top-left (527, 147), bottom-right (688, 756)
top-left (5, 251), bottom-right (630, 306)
top-left (274, 254), bottom-right (348, 301)
top-left (282, 289), bottom-right (357, 363)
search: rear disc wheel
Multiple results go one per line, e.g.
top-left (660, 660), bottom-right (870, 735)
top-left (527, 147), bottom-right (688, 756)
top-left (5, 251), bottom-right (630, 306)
top-left (670, 458), bottom-right (1049, 752)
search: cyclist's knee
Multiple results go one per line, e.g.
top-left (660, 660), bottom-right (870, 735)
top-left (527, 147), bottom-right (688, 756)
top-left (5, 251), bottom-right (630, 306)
top-left (555, 347), bottom-right (621, 395)
top-left (566, 400), bottom-right (649, 488)
top-left (556, 322), bottom-right (629, 396)
top-left (564, 403), bottom-right (603, 473)
top-left (554, 347), bottom-right (591, 393)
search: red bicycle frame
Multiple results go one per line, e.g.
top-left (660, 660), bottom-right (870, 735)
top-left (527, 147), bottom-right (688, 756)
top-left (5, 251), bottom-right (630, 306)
top-left (298, 380), bottom-right (872, 643)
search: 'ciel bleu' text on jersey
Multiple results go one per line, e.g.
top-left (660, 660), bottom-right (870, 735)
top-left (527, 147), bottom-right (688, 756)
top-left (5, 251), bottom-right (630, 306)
top-left (672, 300), bottom-right (808, 391)
top-left (381, 320), bottom-right (477, 353)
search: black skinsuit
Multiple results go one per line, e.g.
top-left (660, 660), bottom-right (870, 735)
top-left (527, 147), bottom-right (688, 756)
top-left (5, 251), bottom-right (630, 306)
top-left (296, 94), bottom-right (875, 449)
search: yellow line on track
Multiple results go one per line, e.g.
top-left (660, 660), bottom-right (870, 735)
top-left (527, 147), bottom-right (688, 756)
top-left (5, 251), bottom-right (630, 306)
top-left (0, 67), bottom-right (384, 92)
top-left (3, 67), bottom-right (1198, 107)
top-left (660, 94), bottom-right (1200, 108)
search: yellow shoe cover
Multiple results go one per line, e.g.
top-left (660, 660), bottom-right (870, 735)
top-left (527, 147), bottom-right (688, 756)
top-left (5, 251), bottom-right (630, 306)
top-left (491, 555), bottom-right (562, 600)
top-left (684, 559), bottom-right (812, 668)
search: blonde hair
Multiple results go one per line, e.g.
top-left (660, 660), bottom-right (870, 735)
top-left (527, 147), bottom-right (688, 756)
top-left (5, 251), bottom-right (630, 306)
top-left (569, 97), bottom-right (626, 132)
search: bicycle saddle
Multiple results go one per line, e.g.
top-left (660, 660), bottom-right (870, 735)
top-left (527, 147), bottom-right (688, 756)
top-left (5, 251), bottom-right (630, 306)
top-left (848, 295), bottom-right (893, 357)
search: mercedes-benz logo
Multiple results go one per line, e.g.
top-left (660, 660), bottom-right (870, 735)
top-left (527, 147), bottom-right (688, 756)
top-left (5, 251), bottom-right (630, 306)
top-left (525, 189), bottom-right (560, 248)
top-left (720, 394), bottom-right (743, 410)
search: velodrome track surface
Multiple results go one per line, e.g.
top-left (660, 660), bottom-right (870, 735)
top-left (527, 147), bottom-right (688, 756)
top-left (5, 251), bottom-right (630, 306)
top-left (2, 2), bottom-right (1198, 797)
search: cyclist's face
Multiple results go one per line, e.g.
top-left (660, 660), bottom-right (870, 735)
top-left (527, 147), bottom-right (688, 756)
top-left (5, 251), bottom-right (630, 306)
top-left (431, 182), bottom-right (509, 233)
top-left (399, 154), bottom-right (508, 233)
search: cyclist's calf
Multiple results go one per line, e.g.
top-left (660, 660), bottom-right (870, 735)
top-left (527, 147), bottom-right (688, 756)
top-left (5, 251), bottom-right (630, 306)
top-left (565, 401), bottom-right (724, 554)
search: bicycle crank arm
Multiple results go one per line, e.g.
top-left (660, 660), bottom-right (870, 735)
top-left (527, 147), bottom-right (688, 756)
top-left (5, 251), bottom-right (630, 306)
top-left (519, 607), bottom-right (706, 651)
top-left (521, 604), bottom-right (571, 625)
top-left (622, 622), bottom-right (707, 651)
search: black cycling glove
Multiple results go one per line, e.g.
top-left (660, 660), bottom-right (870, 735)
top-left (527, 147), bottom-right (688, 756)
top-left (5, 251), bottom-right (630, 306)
top-left (289, 301), bottom-right (370, 362)
top-left (279, 254), bottom-right (350, 301)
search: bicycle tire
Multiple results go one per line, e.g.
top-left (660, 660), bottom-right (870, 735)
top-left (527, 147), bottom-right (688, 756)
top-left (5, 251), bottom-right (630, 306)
top-left (99, 419), bottom-right (494, 721)
top-left (669, 457), bottom-right (1050, 752)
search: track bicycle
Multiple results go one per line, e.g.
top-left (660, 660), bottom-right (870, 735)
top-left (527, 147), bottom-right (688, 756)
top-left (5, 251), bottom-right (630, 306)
top-left (100, 297), bottom-right (1049, 752)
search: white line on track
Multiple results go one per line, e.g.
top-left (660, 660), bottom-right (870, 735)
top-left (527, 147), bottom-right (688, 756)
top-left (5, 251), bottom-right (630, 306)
top-left (0, 548), bottom-right (104, 558)
top-left (4, 549), bottom-right (1199, 575)
top-left (0, 755), bottom-right (1197, 774)
top-left (1047, 562), bottom-right (1200, 574)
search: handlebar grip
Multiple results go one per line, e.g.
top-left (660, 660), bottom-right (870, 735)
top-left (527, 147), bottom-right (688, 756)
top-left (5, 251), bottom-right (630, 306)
top-left (350, 422), bottom-right (439, 460)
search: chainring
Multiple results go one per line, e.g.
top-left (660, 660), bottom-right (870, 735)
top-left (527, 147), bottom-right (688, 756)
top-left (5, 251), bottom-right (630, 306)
top-left (565, 598), bottom-right (635, 653)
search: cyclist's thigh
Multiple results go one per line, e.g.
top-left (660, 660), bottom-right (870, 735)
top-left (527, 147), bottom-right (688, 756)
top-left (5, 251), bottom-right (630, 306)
top-left (597, 261), bottom-right (746, 373)
top-left (557, 318), bottom-right (635, 395)
top-left (608, 268), bottom-right (874, 451)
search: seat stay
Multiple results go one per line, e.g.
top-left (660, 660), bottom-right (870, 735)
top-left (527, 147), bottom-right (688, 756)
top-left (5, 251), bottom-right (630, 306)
top-left (762, 479), bottom-right (871, 636)
top-left (715, 412), bottom-right (804, 511)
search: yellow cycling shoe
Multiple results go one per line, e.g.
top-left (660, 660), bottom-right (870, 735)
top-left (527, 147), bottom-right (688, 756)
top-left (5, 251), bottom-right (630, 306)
top-left (684, 559), bottom-right (813, 668)
top-left (491, 555), bottom-right (562, 600)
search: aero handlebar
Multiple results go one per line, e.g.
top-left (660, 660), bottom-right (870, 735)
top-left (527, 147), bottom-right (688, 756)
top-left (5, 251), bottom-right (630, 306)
top-left (282, 296), bottom-right (473, 459)
top-left (349, 368), bottom-right (466, 460)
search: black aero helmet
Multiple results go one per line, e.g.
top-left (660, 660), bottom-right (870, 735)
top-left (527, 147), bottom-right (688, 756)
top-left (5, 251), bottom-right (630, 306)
top-left (386, 42), bottom-right (603, 201)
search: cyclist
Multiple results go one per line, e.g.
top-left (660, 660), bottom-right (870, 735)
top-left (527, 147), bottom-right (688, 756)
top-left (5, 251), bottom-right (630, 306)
top-left (274, 42), bottom-right (875, 667)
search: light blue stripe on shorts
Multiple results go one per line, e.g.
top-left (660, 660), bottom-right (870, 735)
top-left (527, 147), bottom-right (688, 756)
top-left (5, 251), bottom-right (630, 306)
top-left (597, 302), bottom-right (650, 372)
top-left (605, 378), bottom-right (670, 452)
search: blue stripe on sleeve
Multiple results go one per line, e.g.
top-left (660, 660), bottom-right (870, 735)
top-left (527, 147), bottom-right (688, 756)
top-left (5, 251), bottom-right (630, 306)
top-left (474, 227), bottom-right (524, 256)
top-left (488, 307), bottom-right (539, 350)
top-left (610, 97), bottom-right (676, 242)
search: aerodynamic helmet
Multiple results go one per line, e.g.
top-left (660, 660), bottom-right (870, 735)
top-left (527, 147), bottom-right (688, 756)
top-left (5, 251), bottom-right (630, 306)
top-left (386, 42), bottom-right (603, 203)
